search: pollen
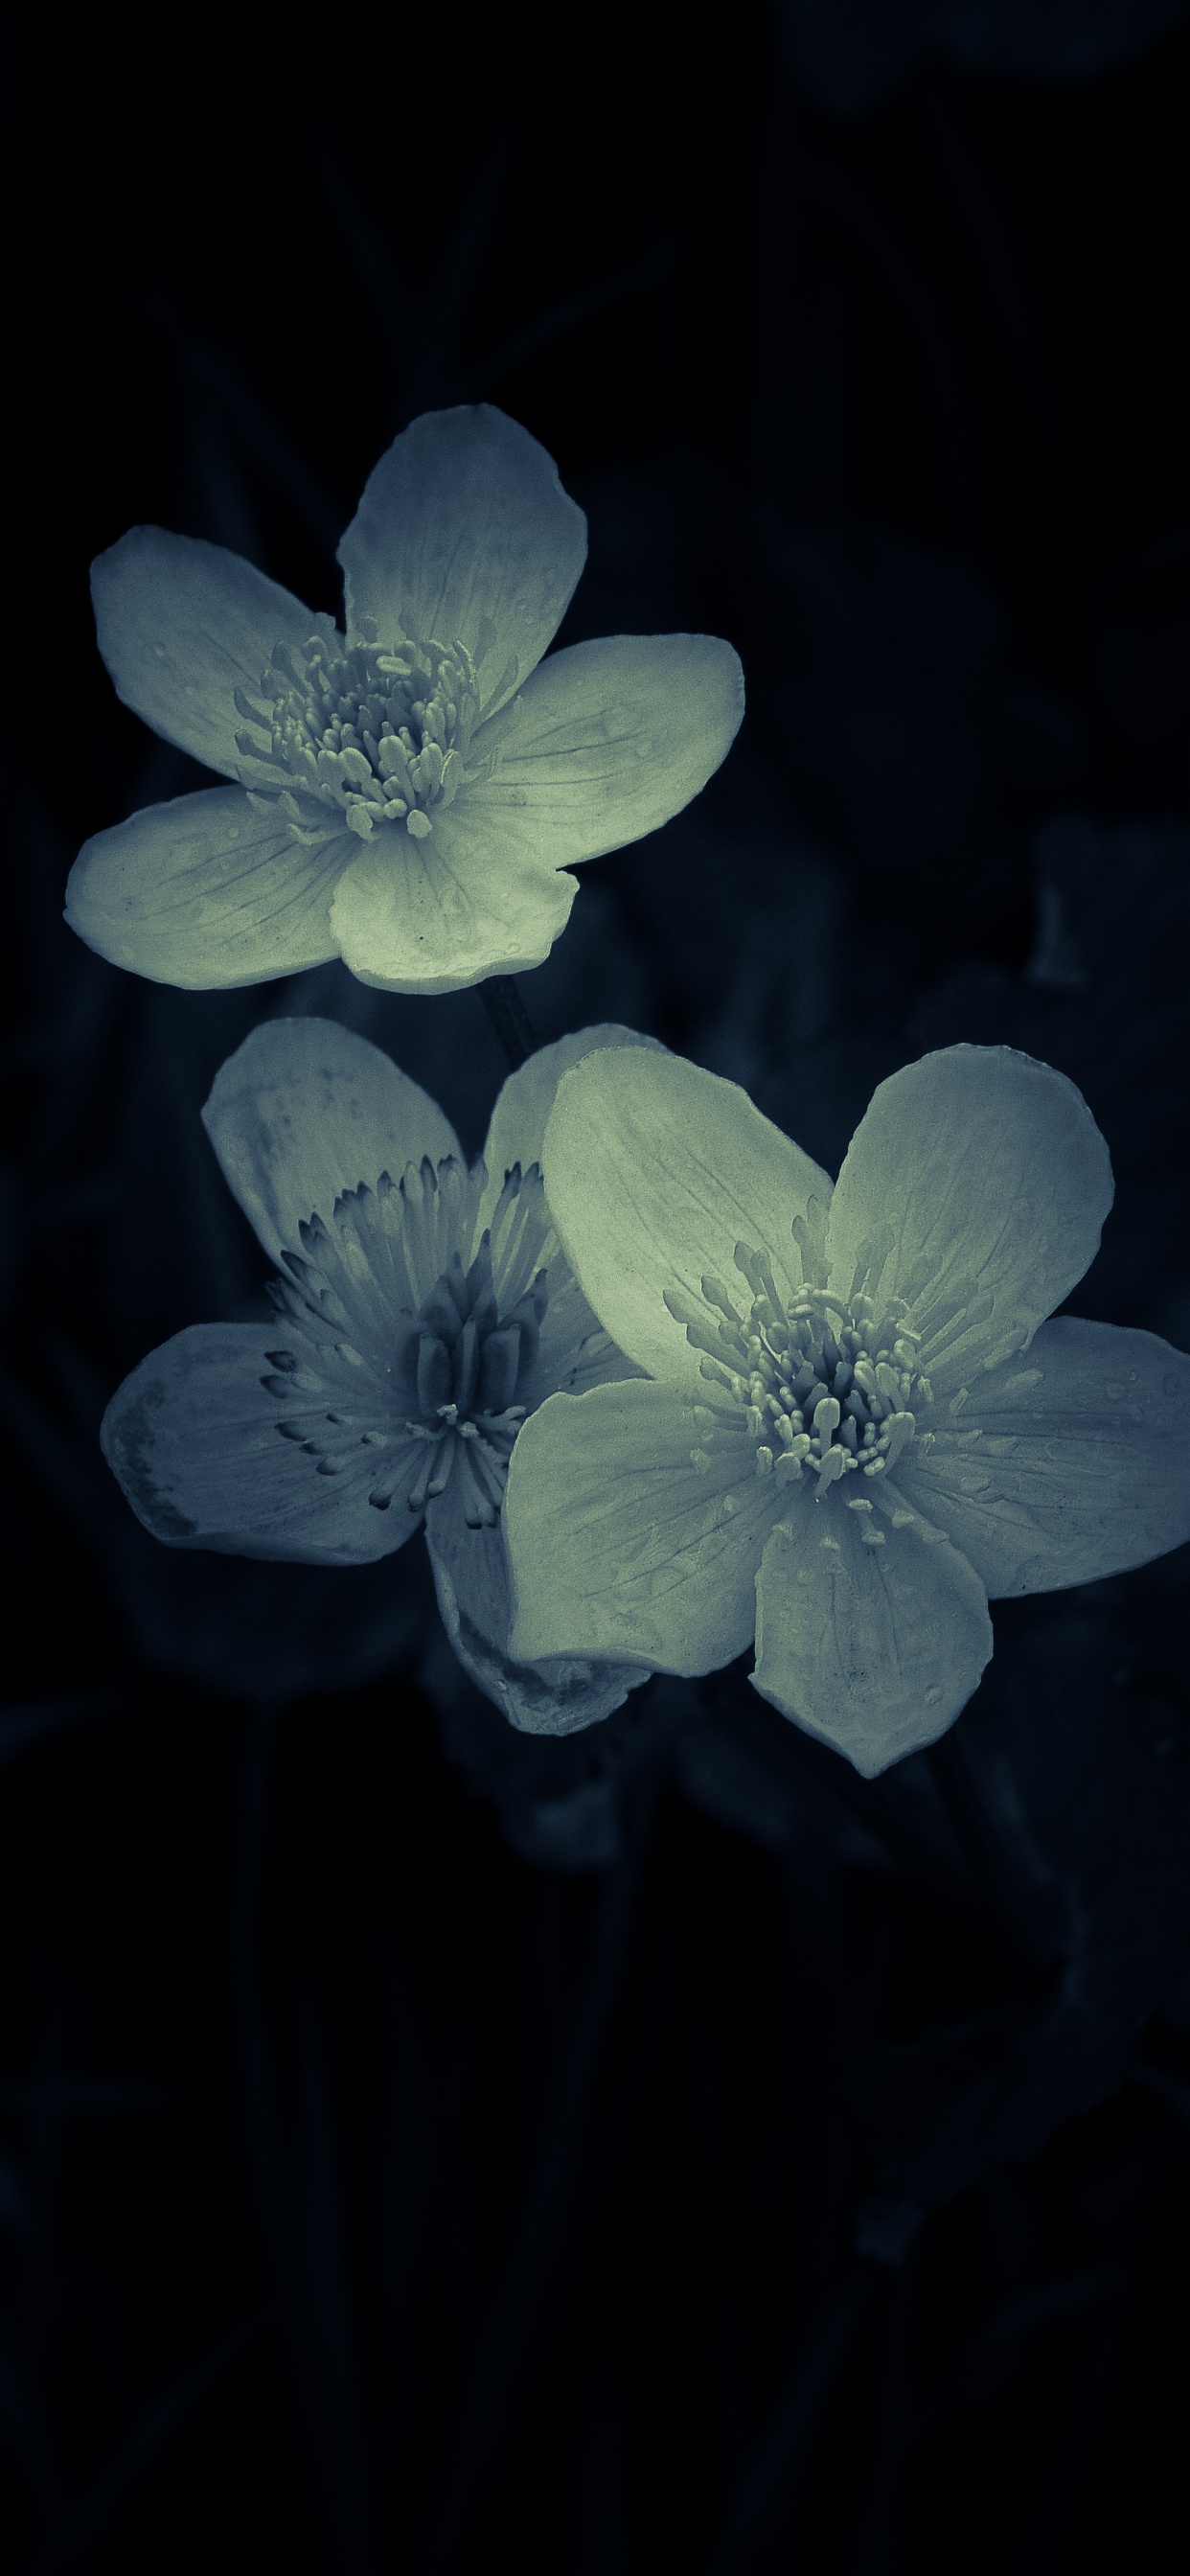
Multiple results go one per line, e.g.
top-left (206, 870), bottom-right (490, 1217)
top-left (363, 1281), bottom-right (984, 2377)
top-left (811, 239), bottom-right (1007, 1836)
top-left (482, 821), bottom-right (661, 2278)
top-left (233, 615), bottom-right (489, 846)
top-left (665, 1248), bottom-right (932, 1501)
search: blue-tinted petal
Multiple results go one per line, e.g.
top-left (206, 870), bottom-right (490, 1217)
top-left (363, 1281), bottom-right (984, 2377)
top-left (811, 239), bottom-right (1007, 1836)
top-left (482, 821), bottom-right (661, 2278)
top-left (752, 1492), bottom-right (993, 1776)
top-left (336, 405), bottom-right (586, 717)
top-left (202, 1016), bottom-right (462, 1268)
top-left (466, 632), bottom-right (744, 862)
top-left (505, 1379), bottom-right (771, 1671)
top-left (540, 1046), bottom-right (834, 1390)
top-left (424, 1485), bottom-right (645, 1736)
top-left (91, 527), bottom-right (321, 781)
top-left (476, 1023), bottom-right (668, 1242)
top-left (65, 789), bottom-right (348, 988)
top-left (328, 821), bottom-right (578, 995)
top-left (102, 1324), bottom-right (423, 1565)
top-left (896, 1316), bottom-right (1190, 1598)
top-left (825, 1046), bottom-right (1114, 1382)
top-left (518, 1271), bottom-right (645, 1415)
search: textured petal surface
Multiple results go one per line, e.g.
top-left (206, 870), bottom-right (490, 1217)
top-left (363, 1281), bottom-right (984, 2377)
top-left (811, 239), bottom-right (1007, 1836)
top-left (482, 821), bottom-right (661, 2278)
top-left (505, 1379), bottom-right (772, 1671)
top-left (336, 405), bottom-right (586, 716)
top-left (476, 1024), bottom-right (668, 1240)
top-left (66, 790), bottom-right (348, 988)
top-left (825, 1046), bottom-right (1114, 1383)
top-left (425, 1486), bottom-right (644, 1736)
top-left (895, 1317), bottom-right (1190, 1598)
top-left (91, 528), bottom-right (320, 781)
top-left (752, 1491), bottom-right (994, 1776)
top-left (102, 1326), bottom-right (421, 1566)
top-left (541, 1047), bottom-right (834, 1389)
top-left (521, 1289), bottom-right (645, 1411)
top-left (328, 823), bottom-right (578, 995)
top-left (466, 633), bottom-right (745, 862)
top-left (202, 1016), bottom-right (462, 1268)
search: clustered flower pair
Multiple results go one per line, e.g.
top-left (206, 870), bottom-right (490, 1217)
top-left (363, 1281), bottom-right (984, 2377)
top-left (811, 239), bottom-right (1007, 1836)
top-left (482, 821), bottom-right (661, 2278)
top-left (76, 407), bottom-right (1190, 1775)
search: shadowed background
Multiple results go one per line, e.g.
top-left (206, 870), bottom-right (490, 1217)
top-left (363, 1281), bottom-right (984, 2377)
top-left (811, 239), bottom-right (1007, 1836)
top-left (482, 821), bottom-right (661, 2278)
top-left (3, 5), bottom-right (1190, 2568)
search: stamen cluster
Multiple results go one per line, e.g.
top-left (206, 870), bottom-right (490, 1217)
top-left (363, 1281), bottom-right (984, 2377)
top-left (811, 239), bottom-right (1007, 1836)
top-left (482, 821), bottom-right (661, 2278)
top-left (262, 1158), bottom-right (555, 1530)
top-left (667, 1245), bottom-right (932, 1497)
top-left (234, 617), bottom-right (487, 846)
top-left (400, 1230), bottom-right (547, 1526)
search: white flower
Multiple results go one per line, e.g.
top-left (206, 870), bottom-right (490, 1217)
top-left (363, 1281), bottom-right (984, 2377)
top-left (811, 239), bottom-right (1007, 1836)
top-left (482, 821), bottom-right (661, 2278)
top-left (66, 407), bottom-right (744, 996)
top-left (504, 1042), bottom-right (1190, 1774)
top-left (101, 1017), bottom-right (654, 1736)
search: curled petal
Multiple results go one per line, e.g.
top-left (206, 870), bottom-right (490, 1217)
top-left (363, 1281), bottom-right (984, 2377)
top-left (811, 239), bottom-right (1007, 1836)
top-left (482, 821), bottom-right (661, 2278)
top-left (469, 632), bottom-right (745, 862)
top-left (897, 1317), bottom-right (1190, 1598)
top-left (91, 527), bottom-right (320, 781)
top-left (825, 1046), bottom-right (1114, 1381)
top-left (328, 823), bottom-right (578, 995)
top-left (336, 404), bottom-right (586, 717)
top-left (425, 1486), bottom-right (644, 1736)
top-left (102, 1325), bottom-right (423, 1565)
top-left (505, 1379), bottom-right (771, 1672)
top-left (202, 1016), bottom-right (462, 1269)
top-left (65, 790), bottom-right (348, 989)
top-left (752, 1494), bottom-right (993, 1776)
top-left (540, 1046), bottom-right (833, 1389)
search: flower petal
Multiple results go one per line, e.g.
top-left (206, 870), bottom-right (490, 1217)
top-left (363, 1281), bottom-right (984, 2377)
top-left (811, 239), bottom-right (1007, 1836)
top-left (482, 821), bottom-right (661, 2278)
top-left (65, 790), bottom-right (349, 988)
top-left (91, 527), bottom-right (321, 781)
top-left (895, 1317), bottom-right (1190, 1598)
top-left (476, 1023), bottom-right (668, 1241)
top-left (467, 633), bottom-right (745, 862)
top-left (504, 1379), bottom-right (772, 1671)
top-left (540, 1046), bottom-right (834, 1389)
top-left (202, 1016), bottom-right (463, 1268)
top-left (424, 1485), bottom-right (644, 1736)
top-left (521, 1272), bottom-right (645, 1414)
top-left (102, 1324), bottom-right (423, 1566)
top-left (825, 1046), bottom-right (1114, 1382)
top-left (336, 405), bottom-right (586, 716)
top-left (752, 1493), bottom-right (993, 1776)
top-left (328, 822), bottom-right (578, 995)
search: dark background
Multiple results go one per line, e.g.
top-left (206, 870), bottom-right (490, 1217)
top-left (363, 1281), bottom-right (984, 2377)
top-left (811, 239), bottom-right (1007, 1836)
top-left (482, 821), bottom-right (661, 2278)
top-left (4, 5), bottom-right (1190, 2567)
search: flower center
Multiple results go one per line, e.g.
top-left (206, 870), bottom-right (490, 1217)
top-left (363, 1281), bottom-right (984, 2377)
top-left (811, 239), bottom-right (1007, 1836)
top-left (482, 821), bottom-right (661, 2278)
top-left (235, 614), bottom-right (485, 844)
top-left (400, 1222), bottom-right (549, 1527)
top-left (263, 1156), bottom-right (554, 1529)
top-left (666, 1243), bottom-right (932, 1497)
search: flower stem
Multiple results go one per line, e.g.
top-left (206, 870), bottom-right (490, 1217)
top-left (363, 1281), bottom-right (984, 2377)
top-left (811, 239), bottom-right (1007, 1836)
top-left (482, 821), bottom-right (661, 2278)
top-left (478, 976), bottom-right (538, 1070)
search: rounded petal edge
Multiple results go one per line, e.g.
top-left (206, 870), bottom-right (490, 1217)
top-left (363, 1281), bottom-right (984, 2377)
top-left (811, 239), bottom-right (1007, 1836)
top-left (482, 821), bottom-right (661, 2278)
top-left (825, 1046), bottom-right (1114, 1382)
top-left (897, 1317), bottom-right (1190, 1598)
top-left (752, 1492), bottom-right (994, 1776)
top-left (504, 1378), bottom-right (771, 1674)
top-left (92, 526), bottom-right (322, 780)
top-left (66, 790), bottom-right (346, 989)
top-left (466, 632), bottom-right (746, 863)
top-left (328, 830), bottom-right (579, 996)
top-left (541, 1046), bottom-right (834, 1387)
top-left (336, 404), bottom-right (587, 717)
top-left (476, 1024), bottom-right (669, 1244)
top-left (102, 1325), bottom-right (415, 1566)
top-left (202, 1016), bottom-right (463, 1268)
